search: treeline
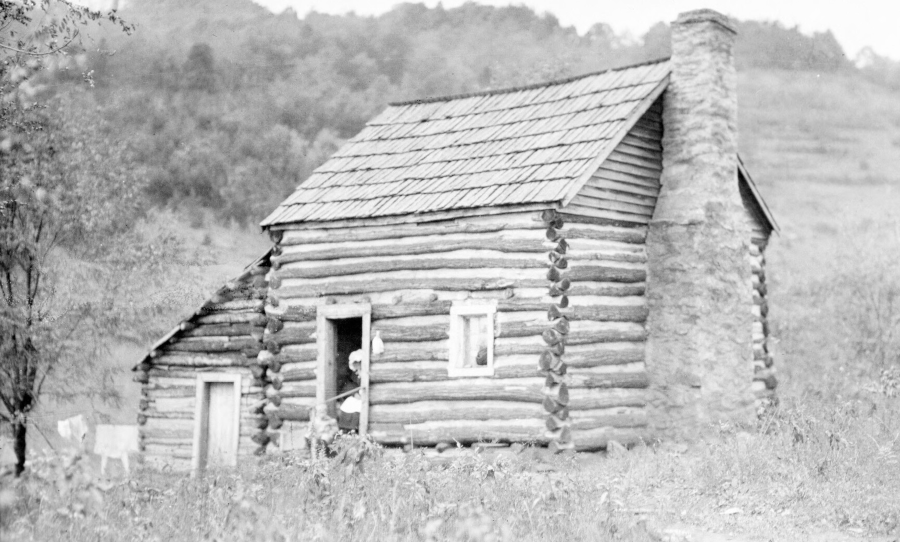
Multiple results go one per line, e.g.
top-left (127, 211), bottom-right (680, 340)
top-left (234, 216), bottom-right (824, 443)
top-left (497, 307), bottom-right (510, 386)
top-left (39, 0), bottom-right (870, 225)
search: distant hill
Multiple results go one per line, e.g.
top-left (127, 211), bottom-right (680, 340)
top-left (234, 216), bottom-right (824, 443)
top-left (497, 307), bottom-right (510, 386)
top-left (40, 0), bottom-right (898, 227)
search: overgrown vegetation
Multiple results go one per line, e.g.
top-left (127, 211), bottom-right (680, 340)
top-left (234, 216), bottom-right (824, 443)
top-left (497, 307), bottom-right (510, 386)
top-left (2, 1), bottom-right (899, 539)
top-left (2, 400), bottom-right (899, 542)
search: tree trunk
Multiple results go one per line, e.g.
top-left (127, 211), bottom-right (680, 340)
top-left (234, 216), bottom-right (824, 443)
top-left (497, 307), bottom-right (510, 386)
top-left (13, 419), bottom-right (26, 477)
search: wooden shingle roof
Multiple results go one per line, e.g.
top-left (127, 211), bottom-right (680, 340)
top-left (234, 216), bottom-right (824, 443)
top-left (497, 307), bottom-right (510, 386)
top-left (261, 58), bottom-right (671, 227)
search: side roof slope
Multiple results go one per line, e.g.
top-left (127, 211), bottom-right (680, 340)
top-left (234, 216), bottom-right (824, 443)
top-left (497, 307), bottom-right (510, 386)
top-left (261, 58), bottom-right (671, 226)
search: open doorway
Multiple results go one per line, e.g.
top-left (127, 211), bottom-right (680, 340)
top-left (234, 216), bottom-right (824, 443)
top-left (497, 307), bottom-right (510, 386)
top-left (326, 317), bottom-right (362, 430)
top-left (316, 304), bottom-right (371, 436)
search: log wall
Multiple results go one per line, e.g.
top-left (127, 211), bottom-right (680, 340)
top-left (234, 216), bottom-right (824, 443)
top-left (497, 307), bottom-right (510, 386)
top-left (134, 257), bottom-right (273, 471)
top-left (742, 179), bottom-right (776, 409)
top-left (264, 206), bottom-right (653, 451)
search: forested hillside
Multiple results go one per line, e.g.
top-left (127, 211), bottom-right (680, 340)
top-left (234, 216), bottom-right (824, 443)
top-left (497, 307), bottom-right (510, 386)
top-left (39, 0), bottom-right (880, 226)
top-left (10, 0), bottom-right (900, 435)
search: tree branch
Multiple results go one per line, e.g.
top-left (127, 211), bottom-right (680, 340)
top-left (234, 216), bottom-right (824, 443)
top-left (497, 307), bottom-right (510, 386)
top-left (0, 30), bottom-right (80, 56)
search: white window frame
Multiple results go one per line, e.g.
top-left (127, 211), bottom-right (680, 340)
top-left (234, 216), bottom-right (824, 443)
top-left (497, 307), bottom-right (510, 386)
top-left (448, 302), bottom-right (496, 377)
top-left (191, 373), bottom-right (242, 475)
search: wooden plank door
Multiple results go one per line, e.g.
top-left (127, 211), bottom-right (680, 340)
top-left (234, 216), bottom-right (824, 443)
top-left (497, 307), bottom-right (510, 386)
top-left (192, 374), bottom-right (241, 474)
top-left (206, 382), bottom-right (236, 468)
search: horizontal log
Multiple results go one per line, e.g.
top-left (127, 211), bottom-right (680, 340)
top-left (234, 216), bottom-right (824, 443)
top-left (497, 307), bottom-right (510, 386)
top-left (266, 345), bottom-right (318, 367)
top-left (270, 322), bottom-right (316, 346)
top-left (573, 426), bottom-right (651, 451)
top-left (369, 361), bottom-right (541, 383)
top-left (265, 305), bottom-right (317, 322)
top-left (368, 375), bottom-right (650, 405)
top-left (373, 317), bottom-right (449, 342)
top-left (567, 282), bottom-right (645, 296)
top-left (279, 361), bottom-right (317, 382)
top-left (366, 298), bottom-right (647, 322)
top-left (566, 367), bottom-right (649, 389)
top-left (567, 388), bottom-right (648, 410)
top-left (565, 248), bottom-right (647, 264)
top-left (142, 417), bottom-right (193, 431)
top-left (276, 236), bottom-right (546, 265)
top-left (372, 340), bottom-right (644, 367)
top-left (162, 337), bottom-right (260, 354)
top-left (372, 301), bottom-right (453, 319)
top-left (277, 255), bottom-right (549, 279)
top-left (566, 265), bottom-right (645, 283)
top-left (149, 354), bottom-right (247, 368)
top-left (565, 304), bottom-right (648, 323)
top-left (147, 397), bottom-right (195, 412)
top-left (495, 298), bottom-right (648, 323)
top-left (143, 377), bottom-right (195, 388)
top-left (194, 313), bottom-right (269, 326)
top-left (181, 324), bottom-right (263, 338)
top-left (271, 380), bottom-right (316, 398)
top-left (564, 342), bottom-right (645, 367)
top-left (368, 401), bottom-right (545, 425)
top-left (146, 369), bottom-right (255, 382)
top-left (200, 299), bottom-right (265, 313)
top-left (499, 320), bottom-right (647, 344)
top-left (568, 407), bottom-right (647, 430)
top-left (369, 378), bottom-right (544, 404)
top-left (274, 277), bottom-right (542, 298)
top-left (373, 341), bottom-right (450, 362)
top-left (279, 221), bottom-right (519, 246)
top-left (141, 437), bottom-right (195, 447)
top-left (560, 226), bottom-right (646, 245)
top-left (143, 387), bottom-right (196, 399)
top-left (368, 419), bottom-right (548, 446)
top-left (273, 401), bottom-right (315, 421)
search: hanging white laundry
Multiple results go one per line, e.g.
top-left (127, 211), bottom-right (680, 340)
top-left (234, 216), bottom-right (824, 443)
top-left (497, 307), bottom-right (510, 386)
top-left (57, 415), bottom-right (88, 449)
top-left (372, 331), bottom-right (384, 356)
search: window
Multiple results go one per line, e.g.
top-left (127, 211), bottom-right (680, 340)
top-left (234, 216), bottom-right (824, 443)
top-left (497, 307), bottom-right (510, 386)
top-left (449, 302), bottom-right (495, 377)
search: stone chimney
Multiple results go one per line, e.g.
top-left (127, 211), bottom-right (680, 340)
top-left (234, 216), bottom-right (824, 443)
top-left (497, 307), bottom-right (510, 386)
top-left (644, 9), bottom-right (756, 439)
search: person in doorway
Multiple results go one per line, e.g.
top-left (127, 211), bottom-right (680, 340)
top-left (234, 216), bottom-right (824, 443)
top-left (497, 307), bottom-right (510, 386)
top-left (337, 349), bottom-right (363, 431)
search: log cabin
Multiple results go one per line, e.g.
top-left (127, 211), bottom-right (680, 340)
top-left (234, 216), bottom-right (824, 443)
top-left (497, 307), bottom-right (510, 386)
top-left (133, 8), bottom-right (778, 472)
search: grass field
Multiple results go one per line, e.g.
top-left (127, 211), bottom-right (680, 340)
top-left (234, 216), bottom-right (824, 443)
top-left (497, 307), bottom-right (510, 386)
top-left (2, 69), bottom-right (900, 541)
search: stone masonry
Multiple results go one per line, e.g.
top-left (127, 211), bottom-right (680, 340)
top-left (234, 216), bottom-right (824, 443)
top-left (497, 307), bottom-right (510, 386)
top-left (644, 9), bottom-right (756, 438)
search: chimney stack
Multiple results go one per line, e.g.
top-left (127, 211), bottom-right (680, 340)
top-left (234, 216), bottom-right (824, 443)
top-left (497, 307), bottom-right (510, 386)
top-left (644, 9), bottom-right (756, 438)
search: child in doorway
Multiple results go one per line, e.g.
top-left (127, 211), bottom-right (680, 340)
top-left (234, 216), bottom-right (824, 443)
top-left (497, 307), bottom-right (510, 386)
top-left (337, 349), bottom-right (363, 431)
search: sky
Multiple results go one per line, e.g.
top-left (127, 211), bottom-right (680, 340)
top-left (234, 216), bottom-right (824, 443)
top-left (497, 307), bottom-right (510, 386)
top-left (252, 0), bottom-right (900, 61)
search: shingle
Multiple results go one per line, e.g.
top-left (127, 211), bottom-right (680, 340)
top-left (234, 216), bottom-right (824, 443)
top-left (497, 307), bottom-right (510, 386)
top-left (262, 59), bottom-right (670, 226)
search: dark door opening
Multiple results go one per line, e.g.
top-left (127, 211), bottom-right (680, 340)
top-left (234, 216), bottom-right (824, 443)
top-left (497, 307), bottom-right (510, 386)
top-left (325, 317), bottom-right (363, 431)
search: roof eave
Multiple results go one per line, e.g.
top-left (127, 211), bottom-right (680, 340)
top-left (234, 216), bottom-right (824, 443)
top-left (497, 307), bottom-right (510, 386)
top-left (737, 155), bottom-right (779, 234)
top-left (559, 74), bottom-right (670, 208)
top-left (261, 201), bottom-right (561, 231)
top-left (131, 250), bottom-right (272, 371)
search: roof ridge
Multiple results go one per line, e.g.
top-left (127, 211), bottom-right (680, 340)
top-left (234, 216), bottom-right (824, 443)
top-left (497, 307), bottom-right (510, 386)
top-left (388, 56), bottom-right (671, 107)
